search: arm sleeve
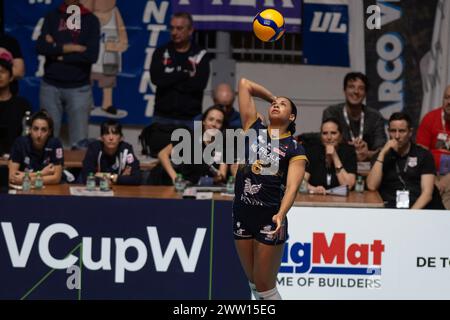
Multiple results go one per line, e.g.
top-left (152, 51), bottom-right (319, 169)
top-left (36, 15), bottom-right (64, 56)
top-left (421, 150), bottom-right (437, 175)
top-left (174, 52), bottom-right (210, 93)
top-left (416, 114), bottom-right (433, 149)
top-left (289, 141), bottom-right (308, 164)
top-left (371, 115), bottom-right (387, 150)
top-left (80, 145), bottom-right (98, 184)
top-left (10, 139), bottom-right (25, 164)
top-left (62, 16), bottom-right (100, 64)
top-left (305, 147), bottom-right (313, 173)
top-left (150, 47), bottom-right (190, 89)
top-left (117, 147), bottom-right (141, 185)
top-left (342, 145), bottom-right (357, 174)
top-left (50, 139), bottom-right (64, 166)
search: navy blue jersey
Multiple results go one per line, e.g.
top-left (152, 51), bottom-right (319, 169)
top-left (10, 136), bottom-right (64, 172)
top-left (234, 119), bottom-right (307, 208)
top-left (80, 141), bottom-right (141, 185)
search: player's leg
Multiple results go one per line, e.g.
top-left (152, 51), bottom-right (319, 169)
top-left (234, 239), bottom-right (259, 299)
top-left (253, 241), bottom-right (284, 299)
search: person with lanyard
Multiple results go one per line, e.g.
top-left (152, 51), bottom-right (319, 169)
top-left (80, 120), bottom-right (141, 185)
top-left (8, 111), bottom-right (64, 186)
top-left (304, 117), bottom-right (357, 194)
top-left (322, 72), bottom-right (386, 161)
top-left (366, 112), bottom-right (444, 209)
top-left (416, 84), bottom-right (450, 209)
top-left (233, 78), bottom-right (307, 300)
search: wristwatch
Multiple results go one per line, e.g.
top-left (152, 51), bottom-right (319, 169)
top-left (335, 166), bottom-right (344, 173)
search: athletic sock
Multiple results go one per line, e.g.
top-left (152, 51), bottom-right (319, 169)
top-left (249, 282), bottom-right (260, 300)
top-left (257, 287), bottom-right (282, 300)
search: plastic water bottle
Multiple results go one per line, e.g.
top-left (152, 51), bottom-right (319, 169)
top-left (355, 175), bottom-right (365, 193)
top-left (299, 178), bottom-right (308, 194)
top-left (99, 173), bottom-right (110, 191)
top-left (226, 176), bottom-right (235, 194)
top-left (174, 173), bottom-right (186, 193)
top-left (86, 172), bottom-right (96, 191)
top-left (34, 171), bottom-right (43, 190)
top-left (22, 111), bottom-right (31, 136)
top-left (22, 172), bottom-right (31, 191)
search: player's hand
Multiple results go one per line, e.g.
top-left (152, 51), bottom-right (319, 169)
top-left (45, 34), bottom-right (55, 43)
top-left (41, 164), bottom-right (54, 176)
top-left (355, 140), bottom-right (369, 161)
top-left (325, 144), bottom-right (336, 157)
top-left (10, 172), bottom-right (24, 185)
top-left (122, 166), bottom-right (132, 176)
top-left (381, 139), bottom-right (398, 155)
top-left (269, 212), bottom-right (285, 236)
top-left (308, 185), bottom-right (327, 195)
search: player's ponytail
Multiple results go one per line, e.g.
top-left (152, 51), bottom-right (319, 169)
top-left (284, 97), bottom-right (297, 135)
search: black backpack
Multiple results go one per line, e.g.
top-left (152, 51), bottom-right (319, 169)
top-left (138, 122), bottom-right (181, 158)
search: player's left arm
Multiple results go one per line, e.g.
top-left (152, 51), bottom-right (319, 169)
top-left (271, 158), bottom-right (306, 235)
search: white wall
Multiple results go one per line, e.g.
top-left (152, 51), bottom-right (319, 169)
top-left (235, 62), bottom-right (350, 134)
top-left (88, 63), bottom-right (350, 154)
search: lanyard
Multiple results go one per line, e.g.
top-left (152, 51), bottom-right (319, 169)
top-left (395, 157), bottom-right (409, 190)
top-left (343, 107), bottom-right (364, 141)
top-left (326, 173), bottom-right (332, 187)
top-left (442, 109), bottom-right (448, 132)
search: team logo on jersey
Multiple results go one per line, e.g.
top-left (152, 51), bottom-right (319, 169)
top-left (407, 157), bottom-right (417, 168)
top-left (56, 148), bottom-right (63, 159)
top-left (126, 153), bottom-right (134, 164)
top-left (272, 147), bottom-right (286, 157)
top-left (162, 49), bottom-right (172, 66)
top-left (243, 178), bottom-right (262, 196)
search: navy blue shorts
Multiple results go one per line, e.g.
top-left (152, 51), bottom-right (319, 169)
top-left (232, 203), bottom-right (288, 245)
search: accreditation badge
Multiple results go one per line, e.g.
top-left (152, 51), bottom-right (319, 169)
top-left (396, 190), bottom-right (410, 208)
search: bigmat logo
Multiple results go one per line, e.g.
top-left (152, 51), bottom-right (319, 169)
top-left (281, 233), bottom-right (385, 282)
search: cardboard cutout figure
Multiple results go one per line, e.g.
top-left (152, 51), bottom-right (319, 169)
top-left (82, 0), bottom-right (128, 119)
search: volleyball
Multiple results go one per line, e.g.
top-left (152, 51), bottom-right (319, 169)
top-left (253, 9), bottom-right (286, 42)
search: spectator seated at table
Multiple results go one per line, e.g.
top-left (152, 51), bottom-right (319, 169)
top-left (416, 85), bottom-right (450, 209)
top-left (80, 120), bottom-right (141, 185)
top-left (366, 112), bottom-right (444, 209)
top-left (154, 105), bottom-right (228, 186)
top-left (303, 117), bottom-right (357, 194)
top-left (8, 110), bottom-right (64, 186)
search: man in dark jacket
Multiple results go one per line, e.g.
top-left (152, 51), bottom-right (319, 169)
top-left (36, 0), bottom-right (100, 148)
top-left (149, 12), bottom-right (210, 157)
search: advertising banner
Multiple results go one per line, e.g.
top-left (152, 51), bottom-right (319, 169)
top-left (302, 0), bottom-right (349, 67)
top-left (280, 207), bottom-right (450, 299)
top-left (0, 195), bottom-right (248, 299)
top-left (171, 0), bottom-right (302, 33)
top-left (363, 0), bottom-right (438, 126)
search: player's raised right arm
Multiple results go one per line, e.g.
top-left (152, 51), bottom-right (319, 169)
top-left (238, 78), bottom-right (275, 131)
